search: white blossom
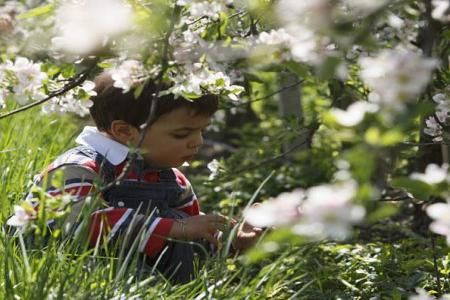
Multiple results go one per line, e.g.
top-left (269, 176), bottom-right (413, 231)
top-left (410, 164), bottom-right (448, 185)
top-left (276, 0), bottom-right (331, 31)
top-left (244, 189), bottom-right (305, 228)
top-left (0, 1), bottom-right (24, 34)
top-left (177, 0), bottom-right (229, 20)
top-left (254, 25), bottom-right (326, 65)
top-left (387, 14), bottom-right (405, 29)
top-left (42, 80), bottom-right (96, 117)
top-left (3, 57), bottom-right (47, 105)
top-left (432, 0), bottom-right (450, 23)
top-left (245, 180), bottom-right (364, 241)
top-left (176, 0), bottom-right (193, 5)
top-left (256, 28), bottom-right (293, 46)
top-left (0, 13), bottom-right (13, 34)
top-left (190, 1), bottom-right (225, 20)
top-left (52, 0), bottom-right (134, 55)
top-left (0, 93), bottom-right (5, 109)
top-left (424, 91), bottom-right (450, 141)
top-left (7, 205), bottom-right (35, 227)
top-left (178, 0), bottom-right (233, 20)
top-left (110, 60), bottom-right (147, 93)
top-left (272, 0), bottom-right (334, 65)
top-left (167, 64), bottom-right (244, 100)
top-left (359, 49), bottom-right (438, 112)
top-left (293, 180), bottom-right (365, 240)
top-left (170, 28), bottom-right (207, 63)
top-left (433, 92), bottom-right (450, 113)
top-left (342, 0), bottom-right (387, 15)
top-left (409, 288), bottom-right (436, 300)
top-left (424, 112), bottom-right (447, 142)
top-left (207, 159), bottom-right (220, 180)
top-left (426, 201), bottom-right (450, 245)
top-left (330, 101), bottom-right (379, 127)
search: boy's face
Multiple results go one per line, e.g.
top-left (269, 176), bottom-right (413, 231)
top-left (135, 106), bottom-right (211, 168)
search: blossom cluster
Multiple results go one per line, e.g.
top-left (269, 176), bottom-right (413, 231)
top-left (42, 80), bottom-right (96, 117)
top-left (252, 0), bottom-right (387, 67)
top-left (244, 180), bottom-right (365, 241)
top-left (410, 164), bottom-right (450, 246)
top-left (426, 201), bottom-right (450, 245)
top-left (0, 1), bottom-right (24, 35)
top-left (0, 56), bottom-right (47, 107)
top-left (409, 288), bottom-right (450, 300)
top-left (7, 187), bottom-right (73, 228)
top-left (330, 101), bottom-right (379, 127)
top-left (52, 0), bottom-right (133, 56)
top-left (0, 56), bottom-right (96, 117)
top-left (358, 48), bottom-right (438, 114)
top-left (166, 63), bottom-right (244, 100)
top-left (177, 0), bottom-right (231, 21)
top-left (253, 27), bottom-right (325, 65)
top-left (424, 90), bottom-right (450, 142)
top-left (410, 163), bottom-right (449, 185)
top-left (110, 60), bottom-right (148, 93)
top-left (432, 0), bottom-right (450, 23)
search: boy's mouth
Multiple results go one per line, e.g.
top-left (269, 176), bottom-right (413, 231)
top-left (182, 155), bottom-right (195, 161)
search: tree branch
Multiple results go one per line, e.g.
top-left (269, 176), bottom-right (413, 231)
top-left (227, 80), bottom-right (304, 109)
top-left (0, 65), bottom-right (95, 120)
top-left (100, 5), bottom-right (181, 191)
top-left (222, 124), bottom-right (318, 177)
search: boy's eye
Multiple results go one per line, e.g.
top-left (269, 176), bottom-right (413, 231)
top-left (171, 133), bottom-right (189, 139)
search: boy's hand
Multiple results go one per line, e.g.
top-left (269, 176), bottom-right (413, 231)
top-left (232, 221), bottom-right (263, 251)
top-left (169, 213), bottom-right (233, 247)
top-left (232, 203), bottom-right (265, 251)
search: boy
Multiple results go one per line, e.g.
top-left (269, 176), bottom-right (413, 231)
top-left (21, 71), bottom-right (261, 283)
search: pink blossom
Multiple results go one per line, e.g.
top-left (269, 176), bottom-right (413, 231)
top-left (244, 189), bottom-right (305, 228)
top-left (426, 201), bottom-right (450, 245)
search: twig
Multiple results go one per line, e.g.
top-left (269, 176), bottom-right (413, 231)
top-left (226, 126), bottom-right (317, 176)
top-left (0, 66), bottom-right (94, 120)
top-left (186, 10), bottom-right (246, 26)
top-left (431, 235), bottom-right (443, 296)
top-left (99, 6), bottom-right (181, 192)
top-left (227, 80), bottom-right (304, 109)
top-left (401, 141), bottom-right (449, 146)
top-left (186, 15), bottom-right (207, 26)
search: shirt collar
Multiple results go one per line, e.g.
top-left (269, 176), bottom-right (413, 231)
top-left (75, 126), bottom-right (129, 166)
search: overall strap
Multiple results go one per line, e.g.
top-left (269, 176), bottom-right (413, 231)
top-left (72, 145), bottom-right (117, 184)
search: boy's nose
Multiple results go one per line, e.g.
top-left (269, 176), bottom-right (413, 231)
top-left (188, 133), bottom-right (203, 149)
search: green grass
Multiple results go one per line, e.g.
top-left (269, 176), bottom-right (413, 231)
top-left (1, 110), bottom-right (449, 299)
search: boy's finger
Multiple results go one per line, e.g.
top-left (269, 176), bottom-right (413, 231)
top-left (208, 213), bottom-right (228, 224)
top-left (204, 233), bottom-right (218, 247)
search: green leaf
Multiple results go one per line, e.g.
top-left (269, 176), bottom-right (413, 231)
top-left (97, 61), bottom-right (114, 69)
top-left (50, 169), bottom-right (65, 190)
top-left (181, 92), bottom-right (202, 100)
top-left (244, 72), bottom-right (265, 83)
top-left (391, 177), bottom-right (434, 200)
top-left (381, 130), bottom-right (404, 146)
top-left (364, 127), bottom-right (381, 145)
top-left (367, 203), bottom-right (399, 223)
top-left (219, 12), bottom-right (229, 36)
top-left (317, 56), bottom-right (341, 80)
top-left (215, 78), bottom-right (225, 87)
top-left (18, 4), bottom-right (54, 19)
top-left (285, 61), bottom-right (309, 78)
top-left (134, 83), bottom-right (145, 99)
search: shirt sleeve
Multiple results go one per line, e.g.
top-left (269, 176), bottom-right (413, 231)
top-left (34, 164), bottom-right (175, 258)
top-left (173, 168), bottom-right (200, 216)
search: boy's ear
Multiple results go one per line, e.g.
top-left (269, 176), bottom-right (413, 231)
top-left (108, 120), bottom-right (139, 145)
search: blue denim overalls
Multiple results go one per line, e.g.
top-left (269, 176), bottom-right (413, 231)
top-left (72, 145), bottom-right (209, 283)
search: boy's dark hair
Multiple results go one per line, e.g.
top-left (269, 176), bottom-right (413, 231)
top-left (90, 72), bottom-right (219, 131)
